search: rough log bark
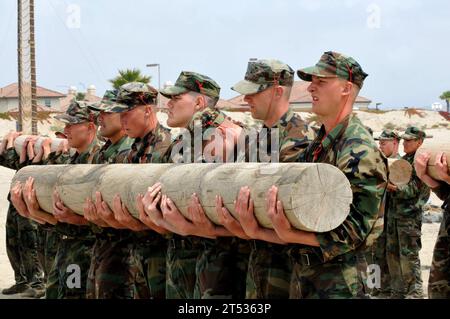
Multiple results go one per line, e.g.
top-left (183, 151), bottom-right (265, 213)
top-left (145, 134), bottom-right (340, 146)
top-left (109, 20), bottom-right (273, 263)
top-left (13, 135), bottom-right (65, 155)
top-left (11, 163), bottom-right (353, 232)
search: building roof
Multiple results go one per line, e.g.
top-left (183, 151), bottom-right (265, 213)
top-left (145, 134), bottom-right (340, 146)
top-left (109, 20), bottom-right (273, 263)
top-left (228, 81), bottom-right (372, 106)
top-left (0, 83), bottom-right (66, 99)
top-left (59, 92), bottom-right (102, 112)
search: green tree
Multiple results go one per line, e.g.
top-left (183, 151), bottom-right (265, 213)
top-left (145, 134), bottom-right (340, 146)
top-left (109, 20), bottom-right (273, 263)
top-left (109, 68), bottom-right (151, 90)
top-left (440, 91), bottom-right (450, 113)
top-left (75, 92), bottom-right (86, 101)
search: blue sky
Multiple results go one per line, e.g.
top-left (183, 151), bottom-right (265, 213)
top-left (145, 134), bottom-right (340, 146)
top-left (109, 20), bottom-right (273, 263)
top-left (0, 0), bottom-right (449, 109)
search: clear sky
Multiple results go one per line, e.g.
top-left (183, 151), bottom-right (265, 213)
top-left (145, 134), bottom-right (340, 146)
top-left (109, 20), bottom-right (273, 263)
top-left (0, 0), bottom-right (449, 109)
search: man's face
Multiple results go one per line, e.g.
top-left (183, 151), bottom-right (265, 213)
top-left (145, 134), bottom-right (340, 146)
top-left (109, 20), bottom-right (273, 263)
top-left (379, 139), bottom-right (398, 157)
top-left (243, 86), bottom-right (277, 121)
top-left (119, 105), bottom-right (149, 138)
top-left (98, 111), bottom-right (123, 138)
top-left (63, 122), bottom-right (91, 148)
top-left (167, 93), bottom-right (197, 128)
top-left (307, 76), bottom-right (347, 117)
top-left (403, 138), bottom-right (423, 154)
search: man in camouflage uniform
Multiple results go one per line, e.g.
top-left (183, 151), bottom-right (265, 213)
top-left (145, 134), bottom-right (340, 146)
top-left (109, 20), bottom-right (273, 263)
top-left (0, 132), bottom-right (45, 297)
top-left (213, 59), bottom-right (314, 299)
top-left (260, 51), bottom-right (387, 298)
top-left (142, 71), bottom-right (247, 299)
top-left (415, 150), bottom-right (450, 298)
top-left (102, 82), bottom-right (172, 299)
top-left (369, 129), bottom-right (402, 297)
top-left (82, 91), bottom-right (137, 299)
top-left (39, 100), bottom-right (101, 299)
top-left (386, 126), bottom-right (430, 298)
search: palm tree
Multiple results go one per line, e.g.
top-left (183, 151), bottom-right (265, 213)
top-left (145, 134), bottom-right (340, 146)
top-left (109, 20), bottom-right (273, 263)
top-left (440, 91), bottom-right (450, 113)
top-left (109, 68), bottom-right (151, 90)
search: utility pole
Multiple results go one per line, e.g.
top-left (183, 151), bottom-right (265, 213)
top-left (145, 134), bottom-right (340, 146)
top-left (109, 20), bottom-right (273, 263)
top-left (146, 63), bottom-right (160, 109)
top-left (17, 0), bottom-right (38, 134)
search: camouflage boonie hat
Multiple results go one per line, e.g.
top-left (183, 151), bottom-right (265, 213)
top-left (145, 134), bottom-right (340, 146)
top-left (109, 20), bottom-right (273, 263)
top-left (231, 59), bottom-right (294, 95)
top-left (375, 129), bottom-right (400, 141)
top-left (54, 100), bottom-right (94, 124)
top-left (88, 89), bottom-right (129, 113)
top-left (160, 71), bottom-right (221, 100)
top-left (112, 82), bottom-right (159, 113)
top-left (401, 126), bottom-right (426, 140)
top-left (297, 51), bottom-right (368, 88)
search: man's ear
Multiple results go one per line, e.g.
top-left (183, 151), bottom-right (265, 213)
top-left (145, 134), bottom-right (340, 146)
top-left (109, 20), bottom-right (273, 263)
top-left (274, 86), bottom-right (284, 99)
top-left (144, 105), bottom-right (153, 116)
top-left (195, 95), bottom-right (207, 111)
top-left (342, 81), bottom-right (353, 96)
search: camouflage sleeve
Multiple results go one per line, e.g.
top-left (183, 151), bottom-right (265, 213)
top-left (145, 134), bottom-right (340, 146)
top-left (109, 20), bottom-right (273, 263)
top-left (431, 183), bottom-right (450, 201)
top-left (395, 173), bottom-right (426, 200)
top-left (315, 139), bottom-right (388, 262)
top-left (1, 148), bottom-right (20, 170)
top-left (149, 133), bottom-right (172, 164)
top-left (44, 151), bottom-right (71, 165)
top-left (112, 149), bottom-right (131, 164)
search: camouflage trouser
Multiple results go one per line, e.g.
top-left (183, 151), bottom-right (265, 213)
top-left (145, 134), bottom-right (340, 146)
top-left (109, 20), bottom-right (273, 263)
top-left (45, 226), bottom-right (95, 299)
top-left (37, 226), bottom-right (59, 283)
top-left (290, 248), bottom-right (369, 299)
top-left (194, 238), bottom-right (249, 299)
top-left (246, 241), bottom-right (293, 299)
top-left (428, 208), bottom-right (450, 299)
top-left (86, 229), bottom-right (140, 299)
top-left (365, 218), bottom-right (391, 297)
top-left (165, 235), bottom-right (202, 299)
top-left (131, 231), bottom-right (167, 299)
top-left (386, 216), bottom-right (423, 298)
top-left (5, 204), bottom-right (44, 289)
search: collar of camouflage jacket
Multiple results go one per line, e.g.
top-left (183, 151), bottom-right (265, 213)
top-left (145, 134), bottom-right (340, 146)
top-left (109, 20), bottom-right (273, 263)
top-left (72, 137), bottom-right (102, 164)
top-left (262, 108), bottom-right (294, 131)
top-left (316, 113), bottom-right (353, 151)
top-left (99, 135), bottom-right (133, 160)
top-left (187, 108), bottom-right (224, 132)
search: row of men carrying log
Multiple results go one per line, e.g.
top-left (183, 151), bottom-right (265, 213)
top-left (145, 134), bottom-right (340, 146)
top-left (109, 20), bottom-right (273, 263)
top-left (0, 51), bottom-right (449, 299)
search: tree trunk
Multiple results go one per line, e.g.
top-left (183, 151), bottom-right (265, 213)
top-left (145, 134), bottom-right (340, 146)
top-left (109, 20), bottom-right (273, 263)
top-left (11, 163), bottom-right (353, 232)
top-left (415, 146), bottom-right (450, 182)
top-left (388, 158), bottom-right (412, 187)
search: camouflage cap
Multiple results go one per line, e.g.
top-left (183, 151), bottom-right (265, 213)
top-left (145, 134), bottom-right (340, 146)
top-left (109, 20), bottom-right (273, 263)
top-left (112, 82), bottom-right (159, 113)
top-left (231, 59), bottom-right (294, 95)
top-left (297, 51), bottom-right (368, 88)
top-left (401, 126), bottom-right (426, 140)
top-left (88, 89), bottom-right (129, 113)
top-left (375, 129), bottom-right (400, 141)
top-left (54, 100), bottom-right (95, 124)
top-left (160, 71), bottom-right (221, 100)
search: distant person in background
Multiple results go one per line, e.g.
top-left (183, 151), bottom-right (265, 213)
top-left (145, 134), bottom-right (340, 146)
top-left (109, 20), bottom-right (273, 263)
top-left (386, 126), bottom-right (430, 298)
top-left (369, 129), bottom-right (401, 298)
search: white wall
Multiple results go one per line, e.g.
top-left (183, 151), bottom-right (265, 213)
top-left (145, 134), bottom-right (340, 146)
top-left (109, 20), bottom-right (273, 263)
top-left (0, 97), bottom-right (61, 112)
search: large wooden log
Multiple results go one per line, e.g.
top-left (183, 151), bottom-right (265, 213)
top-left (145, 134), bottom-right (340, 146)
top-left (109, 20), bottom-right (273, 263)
top-left (13, 135), bottom-right (66, 155)
top-left (415, 146), bottom-right (450, 182)
top-left (388, 158), bottom-right (412, 187)
top-left (11, 163), bottom-right (353, 232)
